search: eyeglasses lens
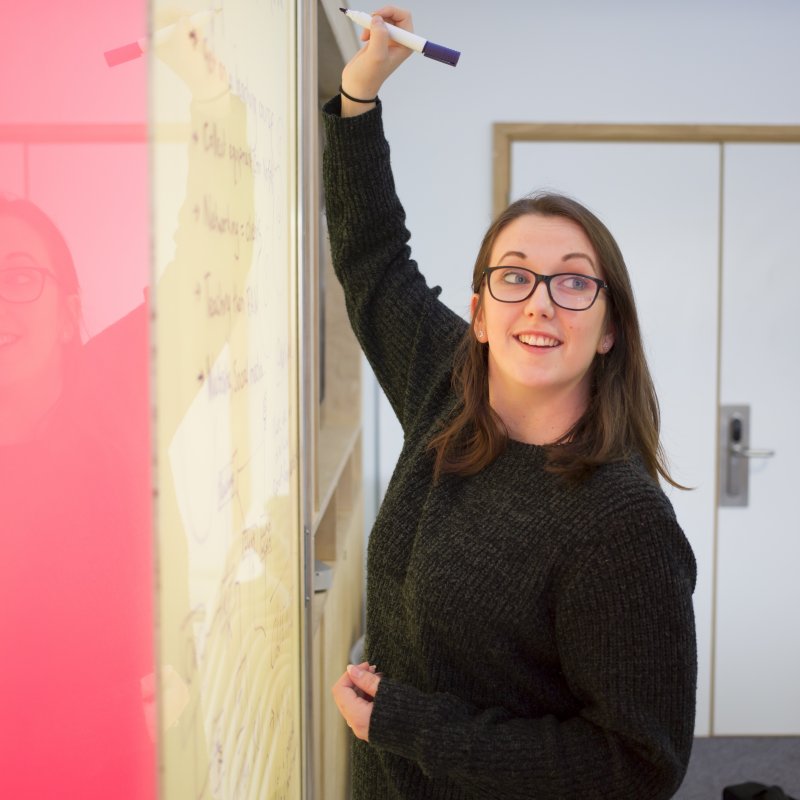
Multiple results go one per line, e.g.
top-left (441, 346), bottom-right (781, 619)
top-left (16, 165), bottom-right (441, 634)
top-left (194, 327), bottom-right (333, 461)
top-left (0, 267), bottom-right (46, 303)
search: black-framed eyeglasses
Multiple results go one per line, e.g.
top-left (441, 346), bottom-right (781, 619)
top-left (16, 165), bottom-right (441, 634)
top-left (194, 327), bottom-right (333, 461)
top-left (481, 266), bottom-right (609, 311)
top-left (0, 266), bottom-right (60, 304)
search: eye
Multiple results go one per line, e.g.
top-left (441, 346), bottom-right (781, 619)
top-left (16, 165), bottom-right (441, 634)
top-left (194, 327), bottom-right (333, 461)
top-left (499, 268), bottom-right (532, 285)
top-left (557, 274), bottom-right (592, 292)
top-left (1, 267), bottom-right (37, 287)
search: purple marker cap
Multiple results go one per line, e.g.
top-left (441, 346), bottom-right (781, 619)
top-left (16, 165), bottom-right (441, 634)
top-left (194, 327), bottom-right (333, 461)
top-left (422, 40), bottom-right (460, 67)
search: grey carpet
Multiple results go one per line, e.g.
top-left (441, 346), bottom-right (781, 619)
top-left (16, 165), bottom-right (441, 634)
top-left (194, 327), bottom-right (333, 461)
top-left (674, 737), bottom-right (800, 799)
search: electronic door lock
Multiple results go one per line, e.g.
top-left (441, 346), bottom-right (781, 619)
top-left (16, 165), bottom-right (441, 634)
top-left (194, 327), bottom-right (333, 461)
top-left (719, 405), bottom-right (775, 507)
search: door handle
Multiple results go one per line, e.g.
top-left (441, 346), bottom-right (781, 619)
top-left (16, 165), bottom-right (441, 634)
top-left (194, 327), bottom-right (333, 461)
top-left (729, 443), bottom-right (776, 459)
top-left (720, 405), bottom-right (775, 507)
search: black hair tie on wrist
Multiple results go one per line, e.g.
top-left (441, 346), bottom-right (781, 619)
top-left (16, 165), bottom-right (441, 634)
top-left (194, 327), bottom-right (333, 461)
top-left (340, 84), bottom-right (378, 104)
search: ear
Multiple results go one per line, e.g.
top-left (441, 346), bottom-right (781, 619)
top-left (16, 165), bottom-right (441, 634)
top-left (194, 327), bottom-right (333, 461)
top-left (597, 328), bottom-right (615, 354)
top-left (470, 293), bottom-right (485, 341)
top-left (60, 294), bottom-right (82, 344)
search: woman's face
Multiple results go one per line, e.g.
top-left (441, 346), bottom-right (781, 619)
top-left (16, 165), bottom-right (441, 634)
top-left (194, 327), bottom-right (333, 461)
top-left (471, 213), bottom-right (614, 416)
top-left (0, 215), bottom-right (78, 390)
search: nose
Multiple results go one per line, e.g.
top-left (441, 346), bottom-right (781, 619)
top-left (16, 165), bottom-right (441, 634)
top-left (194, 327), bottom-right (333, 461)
top-left (523, 276), bottom-right (554, 317)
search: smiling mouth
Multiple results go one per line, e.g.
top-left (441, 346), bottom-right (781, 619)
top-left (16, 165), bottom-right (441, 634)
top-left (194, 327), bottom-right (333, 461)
top-left (515, 334), bottom-right (561, 348)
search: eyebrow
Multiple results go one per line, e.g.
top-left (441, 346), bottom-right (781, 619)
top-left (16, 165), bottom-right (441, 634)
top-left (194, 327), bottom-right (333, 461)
top-left (562, 252), bottom-right (597, 270)
top-left (497, 250), bottom-right (597, 271)
top-left (3, 251), bottom-right (37, 261)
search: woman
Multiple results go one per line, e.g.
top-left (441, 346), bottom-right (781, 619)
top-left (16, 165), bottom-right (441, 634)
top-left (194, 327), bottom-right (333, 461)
top-left (0, 197), bottom-right (153, 797)
top-left (0, 196), bottom-right (82, 445)
top-left (328, 9), bottom-right (697, 799)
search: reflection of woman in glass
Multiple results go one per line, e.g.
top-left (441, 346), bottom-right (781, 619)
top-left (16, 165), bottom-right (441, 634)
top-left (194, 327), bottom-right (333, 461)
top-left (0, 196), bottom-right (81, 445)
top-left (0, 196), bottom-right (154, 798)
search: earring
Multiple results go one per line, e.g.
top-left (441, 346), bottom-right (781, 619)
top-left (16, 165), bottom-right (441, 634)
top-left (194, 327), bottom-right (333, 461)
top-left (477, 330), bottom-right (484, 339)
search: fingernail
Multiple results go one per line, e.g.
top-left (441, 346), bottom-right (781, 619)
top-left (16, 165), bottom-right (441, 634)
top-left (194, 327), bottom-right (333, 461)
top-left (348, 664), bottom-right (363, 678)
top-left (371, 15), bottom-right (383, 26)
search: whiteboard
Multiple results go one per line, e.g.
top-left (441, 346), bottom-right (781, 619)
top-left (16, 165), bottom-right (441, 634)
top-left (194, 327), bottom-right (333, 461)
top-left (151, 2), bottom-right (301, 797)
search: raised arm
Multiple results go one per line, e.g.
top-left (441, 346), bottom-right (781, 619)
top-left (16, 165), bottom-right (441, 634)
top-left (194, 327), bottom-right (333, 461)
top-left (322, 9), bottom-right (467, 432)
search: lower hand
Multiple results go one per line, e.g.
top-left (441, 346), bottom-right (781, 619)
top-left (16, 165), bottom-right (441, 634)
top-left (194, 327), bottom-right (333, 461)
top-left (331, 662), bottom-right (383, 741)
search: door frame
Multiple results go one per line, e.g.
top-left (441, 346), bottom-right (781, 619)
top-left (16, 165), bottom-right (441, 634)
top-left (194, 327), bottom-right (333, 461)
top-left (492, 123), bottom-right (800, 736)
top-left (493, 123), bottom-right (800, 218)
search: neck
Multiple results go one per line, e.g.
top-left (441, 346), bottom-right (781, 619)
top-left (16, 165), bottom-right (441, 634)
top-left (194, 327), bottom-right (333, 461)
top-left (0, 370), bottom-right (64, 446)
top-left (489, 381), bottom-right (589, 446)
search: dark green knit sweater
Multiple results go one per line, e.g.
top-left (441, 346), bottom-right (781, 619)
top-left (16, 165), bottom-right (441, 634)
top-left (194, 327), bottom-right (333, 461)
top-left (322, 96), bottom-right (697, 800)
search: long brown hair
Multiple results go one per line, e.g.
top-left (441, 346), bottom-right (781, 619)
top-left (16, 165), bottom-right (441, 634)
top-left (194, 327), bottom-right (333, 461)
top-left (428, 192), bottom-right (684, 488)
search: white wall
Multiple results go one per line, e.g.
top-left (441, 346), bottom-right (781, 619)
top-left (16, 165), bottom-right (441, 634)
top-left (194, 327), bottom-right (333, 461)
top-left (354, 0), bottom-right (800, 735)
top-left (365, 0), bottom-right (800, 499)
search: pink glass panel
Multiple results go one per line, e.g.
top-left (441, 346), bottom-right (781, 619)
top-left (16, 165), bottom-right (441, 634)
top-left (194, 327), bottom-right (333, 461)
top-left (0, 1), bottom-right (154, 797)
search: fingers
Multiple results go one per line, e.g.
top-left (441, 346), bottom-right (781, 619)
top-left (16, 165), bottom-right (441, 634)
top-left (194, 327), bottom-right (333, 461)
top-left (370, 6), bottom-right (413, 31)
top-left (331, 661), bottom-right (379, 699)
top-left (353, 662), bottom-right (380, 699)
top-left (331, 662), bottom-right (381, 742)
top-left (346, 663), bottom-right (382, 700)
top-left (354, 15), bottom-right (395, 61)
top-left (358, 7), bottom-right (413, 43)
top-left (330, 661), bottom-right (374, 698)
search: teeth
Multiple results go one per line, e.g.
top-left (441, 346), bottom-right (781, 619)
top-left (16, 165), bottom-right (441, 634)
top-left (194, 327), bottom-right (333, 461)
top-left (518, 334), bottom-right (559, 347)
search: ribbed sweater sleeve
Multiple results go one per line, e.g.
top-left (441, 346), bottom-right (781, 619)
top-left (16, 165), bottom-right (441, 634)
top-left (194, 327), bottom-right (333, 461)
top-left (321, 96), bottom-right (467, 434)
top-left (367, 495), bottom-right (697, 800)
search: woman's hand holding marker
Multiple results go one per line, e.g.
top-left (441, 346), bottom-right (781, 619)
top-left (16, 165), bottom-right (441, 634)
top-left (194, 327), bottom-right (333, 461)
top-left (340, 6), bottom-right (414, 117)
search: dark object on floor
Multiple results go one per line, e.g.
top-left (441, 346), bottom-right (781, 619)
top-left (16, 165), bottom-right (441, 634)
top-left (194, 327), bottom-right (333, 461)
top-left (723, 783), bottom-right (798, 800)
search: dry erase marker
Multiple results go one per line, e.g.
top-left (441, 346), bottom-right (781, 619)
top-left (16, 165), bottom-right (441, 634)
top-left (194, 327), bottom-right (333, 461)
top-left (104, 9), bottom-right (220, 67)
top-left (339, 8), bottom-right (460, 67)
